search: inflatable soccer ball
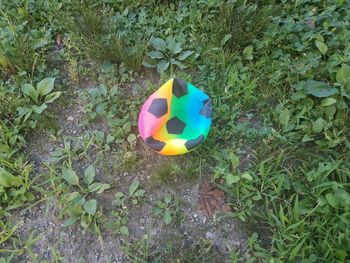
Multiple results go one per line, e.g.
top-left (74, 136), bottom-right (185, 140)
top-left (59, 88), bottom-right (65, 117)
top-left (138, 78), bottom-right (212, 155)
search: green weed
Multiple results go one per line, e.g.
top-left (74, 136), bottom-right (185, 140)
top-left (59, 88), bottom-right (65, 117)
top-left (121, 232), bottom-right (161, 263)
top-left (58, 165), bottom-right (110, 232)
top-left (153, 195), bottom-right (182, 226)
top-left (219, 2), bottom-right (279, 49)
top-left (143, 36), bottom-right (195, 73)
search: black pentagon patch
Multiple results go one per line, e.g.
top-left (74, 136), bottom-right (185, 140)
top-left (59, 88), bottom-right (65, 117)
top-left (199, 99), bottom-right (213, 119)
top-left (172, 78), bottom-right (188, 98)
top-left (145, 136), bottom-right (166, 151)
top-left (166, 116), bottom-right (186, 134)
top-left (148, 98), bottom-right (168, 118)
top-left (185, 135), bottom-right (204, 151)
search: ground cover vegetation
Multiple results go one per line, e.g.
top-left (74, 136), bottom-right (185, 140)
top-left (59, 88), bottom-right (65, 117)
top-left (0, 0), bottom-right (349, 262)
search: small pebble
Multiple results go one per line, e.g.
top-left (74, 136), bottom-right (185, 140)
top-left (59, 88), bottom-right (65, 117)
top-left (202, 216), bottom-right (207, 224)
top-left (206, 232), bottom-right (215, 240)
top-left (43, 251), bottom-right (51, 260)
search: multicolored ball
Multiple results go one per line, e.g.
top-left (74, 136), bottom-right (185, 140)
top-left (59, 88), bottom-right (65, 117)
top-left (138, 78), bottom-right (212, 155)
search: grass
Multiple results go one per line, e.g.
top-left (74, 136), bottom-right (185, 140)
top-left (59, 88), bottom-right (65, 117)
top-left (1, 0), bottom-right (349, 262)
top-left (150, 158), bottom-right (199, 186)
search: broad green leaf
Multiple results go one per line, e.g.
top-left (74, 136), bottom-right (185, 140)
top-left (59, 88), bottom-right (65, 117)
top-left (32, 104), bottom-right (47, 114)
top-left (312, 118), bottom-right (325, 133)
top-left (336, 63), bottom-right (350, 85)
top-left (32, 37), bottom-right (49, 49)
top-left (172, 60), bottom-right (186, 69)
top-left (127, 134), bottom-right (137, 144)
top-left (129, 180), bottom-right (140, 196)
top-left (37, 78), bottom-right (55, 96)
top-left (241, 172), bottom-right (253, 181)
top-left (83, 165), bottom-right (95, 186)
top-left (88, 182), bottom-right (102, 192)
top-left (334, 249), bottom-right (347, 261)
top-left (252, 192), bottom-right (262, 201)
top-left (324, 104), bottom-right (336, 119)
top-left (153, 207), bottom-right (162, 215)
top-left (315, 40), bottom-right (328, 55)
top-left (72, 200), bottom-right (85, 210)
top-left (304, 80), bottom-right (338, 98)
top-left (63, 217), bottom-right (77, 227)
top-left (21, 84), bottom-right (38, 103)
top-left (62, 168), bottom-right (79, 186)
top-left (151, 37), bottom-right (166, 52)
top-left (169, 42), bottom-right (182, 54)
top-left (328, 54), bottom-right (343, 68)
top-left (279, 108), bottom-right (290, 126)
top-left (65, 191), bottom-right (81, 202)
top-left (321, 98), bottom-right (337, 107)
top-left (243, 45), bottom-right (253, 60)
top-left (25, 192), bottom-right (35, 201)
top-left (45, 91), bottom-right (61, 103)
top-left (142, 60), bottom-right (157, 68)
top-left (120, 226), bottom-right (129, 236)
top-left (122, 122), bottom-right (131, 133)
top-left (84, 199), bottom-right (97, 215)
top-left (101, 62), bottom-right (115, 73)
top-left (97, 184), bottom-right (110, 193)
top-left (0, 167), bottom-right (23, 187)
top-left (115, 192), bottom-right (124, 199)
top-left (345, 79), bottom-right (350, 93)
top-left (325, 193), bottom-right (338, 208)
top-left (221, 34), bottom-right (232, 46)
top-left (178, 50), bottom-right (194, 61)
top-left (164, 195), bottom-right (172, 204)
top-left (89, 183), bottom-right (110, 193)
top-left (99, 84), bottom-right (107, 97)
top-left (148, 51), bottom-right (164, 59)
top-left (134, 189), bottom-right (145, 197)
top-left (156, 60), bottom-right (170, 72)
top-left (163, 210), bottom-right (172, 225)
top-left (226, 173), bottom-right (240, 185)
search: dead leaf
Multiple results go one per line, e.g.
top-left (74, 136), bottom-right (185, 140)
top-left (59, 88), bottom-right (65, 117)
top-left (306, 18), bottom-right (315, 29)
top-left (55, 34), bottom-right (63, 50)
top-left (197, 181), bottom-right (231, 218)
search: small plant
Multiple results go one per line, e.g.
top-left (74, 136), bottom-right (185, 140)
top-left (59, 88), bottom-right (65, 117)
top-left (106, 179), bottom-right (145, 237)
top-left (71, 7), bottom-right (146, 69)
top-left (104, 210), bottom-right (129, 237)
top-left (128, 179), bottom-right (145, 204)
top-left (0, 8), bottom-right (52, 77)
top-left (113, 179), bottom-right (145, 206)
top-left (0, 85), bottom-right (23, 120)
top-left (219, 3), bottom-right (278, 49)
top-left (59, 165), bottom-right (110, 232)
top-left (121, 232), bottom-right (161, 263)
top-left (0, 153), bottom-right (35, 209)
top-left (18, 78), bottom-right (61, 128)
top-left (143, 36), bottom-right (195, 73)
top-left (151, 159), bottom-right (199, 186)
top-left (153, 195), bottom-right (181, 225)
top-left (164, 238), bottom-right (219, 263)
top-left (112, 37), bottom-right (147, 71)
